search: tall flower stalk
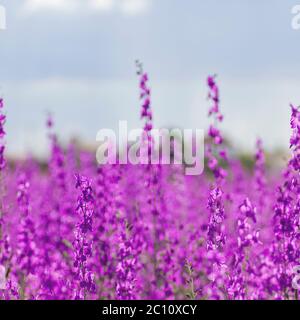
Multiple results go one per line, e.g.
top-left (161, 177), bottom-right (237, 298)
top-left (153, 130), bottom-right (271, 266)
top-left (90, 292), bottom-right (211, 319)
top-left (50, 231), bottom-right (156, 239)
top-left (73, 175), bottom-right (95, 299)
top-left (0, 98), bottom-right (6, 172)
top-left (254, 139), bottom-right (267, 209)
top-left (0, 97), bottom-right (6, 240)
top-left (272, 104), bottom-right (300, 299)
top-left (116, 220), bottom-right (136, 300)
top-left (206, 76), bottom-right (227, 251)
top-left (0, 97), bottom-right (7, 260)
top-left (228, 198), bottom-right (260, 299)
top-left (15, 173), bottom-right (38, 299)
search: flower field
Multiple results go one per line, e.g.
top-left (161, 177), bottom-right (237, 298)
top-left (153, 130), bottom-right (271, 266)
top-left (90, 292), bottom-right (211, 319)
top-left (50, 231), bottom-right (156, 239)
top-left (0, 67), bottom-right (299, 300)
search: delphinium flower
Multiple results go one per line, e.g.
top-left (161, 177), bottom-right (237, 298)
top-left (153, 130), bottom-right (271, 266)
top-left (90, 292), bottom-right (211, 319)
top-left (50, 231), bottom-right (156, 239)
top-left (73, 174), bottom-right (95, 299)
top-left (181, 170), bottom-right (211, 291)
top-left (136, 61), bottom-right (171, 298)
top-left (0, 97), bottom-right (6, 238)
top-left (93, 165), bottom-right (108, 296)
top-left (47, 116), bottom-right (75, 234)
top-left (206, 75), bottom-right (227, 181)
top-left (272, 104), bottom-right (300, 299)
top-left (96, 160), bottom-right (138, 301)
top-left (0, 98), bottom-right (6, 172)
top-left (116, 220), bottom-right (137, 300)
top-left (15, 173), bottom-right (38, 298)
top-left (48, 116), bottom-right (66, 191)
top-left (204, 75), bottom-right (230, 299)
top-left (33, 116), bottom-right (75, 299)
top-left (0, 234), bottom-right (11, 266)
top-left (122, 163), bottom-right (150, 298)
top-left (136, 60), bottom-right (153, 135)
top-left (149, 166), bottom-right (173, 299)
top-left (48, 117), bottom-right (75, 237)
top-left (96, 164), bottom-right (126, 299)
top-left (94, 163), bottom-right (129, 299)
top-left (207, 187), bottom-right (226, 251)
top-left (0, 98), bottom-right (8, 275)
top-left (136, 61), bottom-right (154, 269)
top-left (254, 139), bottom-right (267, 209)
top-left (206, 76), bottom-right (227, 251)
top-left (47, 116), bottom-right (68, 242)
top-left (156, 166), bottom-right (193, 299)
top-left (228, 198), bottom-right (260, 299)
top-left (0, 234), bottom-right (12, 298)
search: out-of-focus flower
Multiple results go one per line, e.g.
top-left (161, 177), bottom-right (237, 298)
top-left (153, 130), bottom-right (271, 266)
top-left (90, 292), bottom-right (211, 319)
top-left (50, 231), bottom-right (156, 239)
top-left (73, 175), bottom-right (95, 299)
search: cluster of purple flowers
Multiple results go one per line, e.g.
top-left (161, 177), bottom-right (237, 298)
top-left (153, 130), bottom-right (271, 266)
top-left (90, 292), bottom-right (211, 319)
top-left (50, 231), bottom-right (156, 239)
top-left (0, 98), bottom-right (5, 171)
top-left (0, 71), bottom-right (299, 300)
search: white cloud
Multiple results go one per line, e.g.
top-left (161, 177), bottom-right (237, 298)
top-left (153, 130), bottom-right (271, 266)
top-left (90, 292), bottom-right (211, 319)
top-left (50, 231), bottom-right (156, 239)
top-left (23, 0), bottom-right (79, 13)
top-left (119, 0), bottom-right (150, 15)
top-left (22, 0), bottom-right (151, 15)
top-left (90, 0), bottom-right (114, 11)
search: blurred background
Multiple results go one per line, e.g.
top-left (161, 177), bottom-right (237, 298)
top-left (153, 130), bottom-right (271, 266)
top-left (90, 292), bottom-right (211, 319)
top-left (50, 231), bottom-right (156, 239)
top-left (0, 0), bottom-right (300, 159)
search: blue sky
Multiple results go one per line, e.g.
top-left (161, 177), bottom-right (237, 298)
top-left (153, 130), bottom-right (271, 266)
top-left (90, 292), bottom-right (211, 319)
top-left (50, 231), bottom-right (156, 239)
top-left (0, 0), bottom-right (300, 156)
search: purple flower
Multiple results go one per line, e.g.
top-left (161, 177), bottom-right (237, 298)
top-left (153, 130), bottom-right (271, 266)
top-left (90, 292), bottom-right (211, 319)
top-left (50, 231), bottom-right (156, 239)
top-left (73, 175), bottom-right (95, 299)
top-left (116, 221), bottom-right (136, 300)
top-left (0, 98), bottom-right (6, 170)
